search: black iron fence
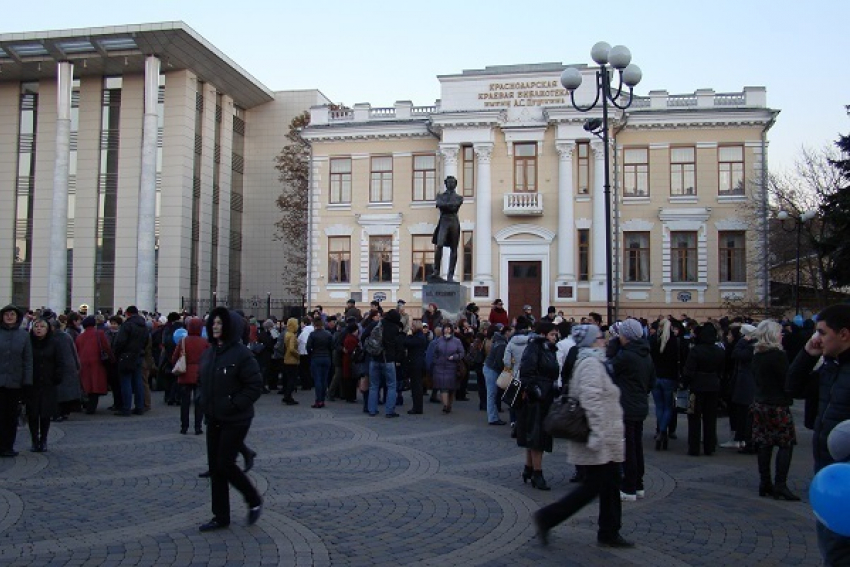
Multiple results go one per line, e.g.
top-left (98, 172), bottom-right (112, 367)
top-left (181, 295), bottom-right (305, 321)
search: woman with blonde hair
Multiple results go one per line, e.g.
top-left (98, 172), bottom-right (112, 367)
top-left (751, 319), bottom-right (799, 500)
top-left (649, 318), bottom-right (679, 450)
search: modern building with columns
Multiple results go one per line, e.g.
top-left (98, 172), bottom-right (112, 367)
top-left (0, 22), bottom-right (328, 314)
top-left (302, 63), bottom-right (778, 321)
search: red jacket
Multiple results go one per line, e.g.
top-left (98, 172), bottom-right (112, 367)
top-left (488, 307), bottom-right (510, 327)
top-left (172, 318), bottom-right (208, 385)
top-left (76, 328), bottom-right (112, 395)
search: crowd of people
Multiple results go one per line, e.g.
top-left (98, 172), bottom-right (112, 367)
top-left (1, 298), bottom-right (849, 563)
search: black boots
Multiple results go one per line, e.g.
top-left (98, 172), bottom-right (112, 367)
top-left (757, 446), bottom-right (774, 496)
top-left (655, 432), bottom-right (668, 451)
top-left (773, 446), bottom-right (801, 501)
top-left (530, 471), bottom-right (551, 491)
top-left (758, 445), bottom-right (800, 500)
top-left (522, 465), bottom-right (533, 484)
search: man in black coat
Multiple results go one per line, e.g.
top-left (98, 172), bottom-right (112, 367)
top-left (611, 318), bottom-right (656, 500)
top-left (197, 307), bottom-right (263, 532)
top-left (683, 324), bottom-right (725, 456)
top-left (111, 306), bottom-right (150, 416)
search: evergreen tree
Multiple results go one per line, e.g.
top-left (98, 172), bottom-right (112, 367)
top-left (817, 134), bottom-right (850, 288)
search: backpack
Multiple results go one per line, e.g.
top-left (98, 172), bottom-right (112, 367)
top-left (363, 322), bottom-right (384, 356)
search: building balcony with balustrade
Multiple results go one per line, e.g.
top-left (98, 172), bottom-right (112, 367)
top-left (503, 192), bottom-right (543, 216)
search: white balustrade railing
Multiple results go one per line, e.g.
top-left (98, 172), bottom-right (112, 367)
top-left (503, 192), bottom-right (543, 215)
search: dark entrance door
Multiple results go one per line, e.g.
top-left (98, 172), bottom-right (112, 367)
top-left (508, 261), bottom-right (542, 322)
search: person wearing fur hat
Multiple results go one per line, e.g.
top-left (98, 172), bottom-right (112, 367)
top-left (76, 316), bottom-right (113, 414)
top-left (0, 305), bottom-right (33, 457)
top-left (683, 323), bottom-right (726, 456)
top-left (611, 318), bottom-right (656, 501)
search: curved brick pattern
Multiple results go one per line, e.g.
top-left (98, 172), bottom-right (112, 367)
top-left (0, 393), bottom-right (822, 565)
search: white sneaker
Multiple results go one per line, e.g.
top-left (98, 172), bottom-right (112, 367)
top-left (719, 439), bottom-right (740, 449)
top-left (620, 491), bottom-right (637, 502)
top-left (635, 490), bottom-right (645, 499)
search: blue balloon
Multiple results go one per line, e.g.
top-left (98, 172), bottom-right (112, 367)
top-left (173, 328), bottom-right (188, 343)
top-left (810, 463), bottom-right (850, 537)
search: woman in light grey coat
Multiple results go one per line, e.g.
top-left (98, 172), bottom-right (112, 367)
top-left (533, 325), bottom-right (633, 548)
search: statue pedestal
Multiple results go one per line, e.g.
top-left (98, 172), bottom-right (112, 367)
top-left (422, 283), bottom-right (467, 324)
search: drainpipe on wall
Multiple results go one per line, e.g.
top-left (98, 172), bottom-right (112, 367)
top-left (760, 111), bottom-right (778, 315)
top-left (302, 133), bottom-right (314, 315)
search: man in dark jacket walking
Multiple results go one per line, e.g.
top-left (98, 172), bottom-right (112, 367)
top-left (612, 318), bottom-right (656, 500)
top-left (787, 304), bottom-right (850, 566)
top-left (0, 305), bottom-right (33, 457)
top-left (198, 307), bottom-right (263, 532)
top-left (112, 305), bottom-right (150, 416)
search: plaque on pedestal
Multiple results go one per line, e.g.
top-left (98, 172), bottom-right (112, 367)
top-left (422, 283), bottom-right (467, 324)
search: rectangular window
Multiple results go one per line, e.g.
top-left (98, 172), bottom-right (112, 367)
top-left (462, 145), bottom-right (475, 197)
top-left (577, 142), bottom-right (590, 195)
top-left (719, 146), bottom-right (744, 195)
top-left (671, 231), bottom-right (697, 282)
top-left (329, 158), bottom-right (352, 204)
top-left (623, 232), bottom-right (650, 282)
top-left (670, 147), bottom-right (696, 196)
top-left (514, 143), bottom-right (537, 192)
top-left (719, 231), bottom-right (746, 282)
top-left (411, 235), bottom-right (434, 283)
top-left (370, 155), bottom-right (392, 202)
top-left (623, 148), bottom-right (649, 197)
top-left (462, 230), bottom-right (473, 282)
top-left (578, 229), bottom-right (590, 281)
top-left (328, 236), bottom-right (351, 283)
top-left (369, 235), bottom-right (392, 282)
top-left (412, 154), bottom-right (436, 201)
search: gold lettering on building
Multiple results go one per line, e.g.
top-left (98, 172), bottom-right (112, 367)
top-left (476, 79), bottom-right (567, 108)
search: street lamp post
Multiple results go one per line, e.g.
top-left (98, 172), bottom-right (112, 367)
top-left (777, 209), bottom-right (816, 316)
top-left (561, 42), bottom-right (642, 326)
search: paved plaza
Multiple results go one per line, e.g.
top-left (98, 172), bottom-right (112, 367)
top-left (0, 390), bottom-right (822, 566)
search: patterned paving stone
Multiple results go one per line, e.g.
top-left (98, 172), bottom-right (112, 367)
top-left (0, 392), bottom-right (822, 565)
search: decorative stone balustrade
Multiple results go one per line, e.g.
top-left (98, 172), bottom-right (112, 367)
top-left (503, 193), bottom-right (543, 216)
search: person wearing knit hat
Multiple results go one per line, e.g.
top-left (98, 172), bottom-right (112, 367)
top-left (740, 323), bottom-right (756, 337)
top-left (612, 318), bottom-right (656, 501)
top-left (534, 323), bottom-right (632, 547)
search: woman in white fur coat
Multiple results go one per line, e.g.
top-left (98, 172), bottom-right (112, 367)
top-left (533, 324), bottom-right (634, 549)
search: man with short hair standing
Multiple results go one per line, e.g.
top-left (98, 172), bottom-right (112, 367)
top-left (112, 305), bottom-right (150, 416)
top-left (787, 304), bottom-right (850, 566)
top-left (0, 305), bottom-right (32, 457)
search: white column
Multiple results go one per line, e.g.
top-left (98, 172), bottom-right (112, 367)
top-left (47, 61), bottom-right (74, 312)
top-left (556, 141), bottom-right (575, 283)
top-left (473, 143), bottom-right (494, 291)
top-left (136, 56), bottom-right (160, 312)
top-left (439, 143), bottom-right (459, 179)
top-left (590, 140), bottom-right (607, 302)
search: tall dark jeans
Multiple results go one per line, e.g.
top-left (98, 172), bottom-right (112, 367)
top-left (688, 391), bottom-right (719, 455)
top-left (408, 363), bottom-right (424, 413)
top-left (622, 420), bottom-right (645, 494)
top-left (180, 385), bottom-right (203, 432)
top-left (120, 361), bottom-right (145, 414)
top-left (206, 419), bottom-right (262, 524)
top-left (280, 363), bottom-right (298, 399)
top-left (535, 461), bottom-right (623, 541)
top-left (107, 364), bottom-right (122, 410)
top-left (298, 355), bottom-right (312, 390)
top-left (731, 402), bottom-right (753, 444)
top-left (0, 387), bottom-right (20, 452)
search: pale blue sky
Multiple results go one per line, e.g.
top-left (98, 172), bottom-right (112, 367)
top-left (4, 0), bottom-right (845, 172)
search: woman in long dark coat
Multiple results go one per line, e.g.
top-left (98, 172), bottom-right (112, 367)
top-left (429, 322), bottom-right (465, 414)
top-left (76, 316), bottom-right (113, 414)
top-left (517, 321), bottom-right (560, 490)
top-left (25, 318), bottom-right (63, 452)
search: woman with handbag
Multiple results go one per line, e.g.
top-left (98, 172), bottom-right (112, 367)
top-left (533, 325), bottom-right (633, 548)
top-left (517, 321), bottom-right (560, 490)
top-left (429, 322), bottom-right (465, 414)
top-left (172, 317), bottom-right (208, 435)
top-left (482, 325), bottom-right (511, 425)
top-left (75, 316), bottom-right (113, 414)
